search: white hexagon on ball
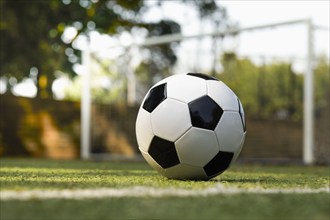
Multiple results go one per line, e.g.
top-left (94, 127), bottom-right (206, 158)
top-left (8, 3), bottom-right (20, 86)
top-left (135, 108), bottom-right (153, 152)
top-left (151, 98), bottom-right (191, 142)
top-left (176, 127), bottom-right (219, 167)
top-left (238, 98), bottom-right (246, 131)
top-left (167, 74), bottom-right (207, 103)
top-left (215, 111), bottom-right (245, 154)
top-left (207, 80), bottom-right (238, 111)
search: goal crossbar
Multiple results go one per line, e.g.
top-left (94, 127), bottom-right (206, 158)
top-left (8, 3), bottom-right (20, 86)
top-left (134, 19), bottom-right (308, 47)
top-left (81, 18), bottom-right (324, 164)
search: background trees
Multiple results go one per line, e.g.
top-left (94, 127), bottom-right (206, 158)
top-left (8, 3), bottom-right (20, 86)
top-left (1, 0), bottom-right (328, 121)
top-left (0, 0), bottom-right (228, 98)
top-left (1, 0), bottom-right (147, 97)
top-left (218, 52), bottom-right (329, 121)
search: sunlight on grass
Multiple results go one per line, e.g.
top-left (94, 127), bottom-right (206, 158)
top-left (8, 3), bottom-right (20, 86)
top-left (1, 159), bottom-right (329, 220)
top-left (0, 159), bottom-right (329, 190)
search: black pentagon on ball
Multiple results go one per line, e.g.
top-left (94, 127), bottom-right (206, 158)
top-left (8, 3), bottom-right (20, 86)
top-left (187, 73), bottom-right (218, 81)
top-left (143, 83), bottom-right (167, 113)
top-left (188, 95), bottom-right (223, 130)
top-left (148, 136), bottom-right (180, 169)
top-left (203, 151), bottom-right (234, 177)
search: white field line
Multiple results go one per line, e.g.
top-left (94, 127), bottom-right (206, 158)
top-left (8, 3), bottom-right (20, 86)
top-left (1, 185), bottom-right (329, 201)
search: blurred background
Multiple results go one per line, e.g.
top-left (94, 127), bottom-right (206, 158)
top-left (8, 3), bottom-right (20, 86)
top-left (0, 0), bottom-right (329, 164)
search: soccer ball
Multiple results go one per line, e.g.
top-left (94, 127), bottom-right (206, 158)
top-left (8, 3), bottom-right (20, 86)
top-left (135, 73), bottom-right (246, 180)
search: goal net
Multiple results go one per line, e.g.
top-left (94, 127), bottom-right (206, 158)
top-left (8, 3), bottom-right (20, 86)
top-left (80, 19), bottom-right (329, 164)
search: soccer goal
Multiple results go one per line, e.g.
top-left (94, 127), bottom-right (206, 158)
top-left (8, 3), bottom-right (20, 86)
top-left (80, 18), bottom-right (329, 164)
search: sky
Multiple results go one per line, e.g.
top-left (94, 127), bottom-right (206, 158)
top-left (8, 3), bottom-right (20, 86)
top-left (220, 1), bottom-right (329, 56)
top-left (2, 0), bottom-right (329, 98)
top-left (152, 0), bottom-right (330, 73)
top-left (221, 0), bottom-right (329, 27)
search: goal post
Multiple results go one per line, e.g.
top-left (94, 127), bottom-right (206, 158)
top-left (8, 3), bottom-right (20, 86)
top-left (80, 18), bottom-right (327, 164)
top-left (81, 48), bottom-right (91, 160)
top-left (303, 18), bottom-right (314, 164)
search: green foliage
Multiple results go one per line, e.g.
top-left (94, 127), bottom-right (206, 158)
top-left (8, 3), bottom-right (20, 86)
top-left (217, 53), bottom-right (329, 121)
top-left (0, 0), bottom-right (229, 99)
top-left (219, 53), bottom-right (260, 115)
top-left (314, 56), bottom-right (330, 112)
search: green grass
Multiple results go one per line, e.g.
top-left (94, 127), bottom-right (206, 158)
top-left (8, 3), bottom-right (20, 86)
top-left (1, 158), bottom-right (329, 220)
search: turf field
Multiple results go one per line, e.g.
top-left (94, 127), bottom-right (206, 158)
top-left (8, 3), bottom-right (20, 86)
top-left (0, 158), bottom-right (329, 220)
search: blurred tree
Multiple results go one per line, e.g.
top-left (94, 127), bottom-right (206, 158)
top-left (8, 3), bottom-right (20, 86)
top-left (262, 62), bottom-right (303, 120)
top-left (0, 0), bottom-right (149, 98)
top-left (135, 0), bottom-right (233, 91)
top-left (218, 52), bottom-right (260, 115)
top-left (135, 19), bottom-right (181, 90)
top-left (0, 0), bottom-right (229, 99)
top-left (218, 52), bottom-right (306, 121)
top-left (314, 55), bottom-right (330, 116)
top-left (184, 0), bottom-right (237, 76)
